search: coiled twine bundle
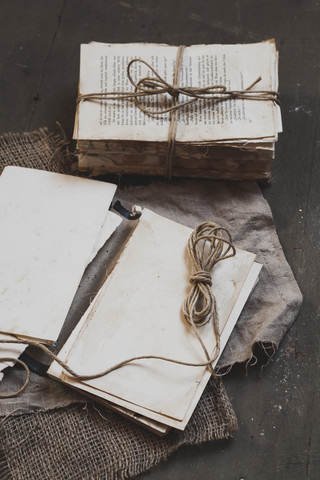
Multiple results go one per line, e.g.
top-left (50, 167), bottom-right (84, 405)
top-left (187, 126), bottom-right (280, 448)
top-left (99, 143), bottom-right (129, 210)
top-left (183, 222), bottom-right (236, 372)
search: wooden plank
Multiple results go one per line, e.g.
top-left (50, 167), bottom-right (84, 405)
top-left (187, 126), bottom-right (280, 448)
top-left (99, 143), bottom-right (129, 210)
top-left (0, 0), bottom-right (65, 134)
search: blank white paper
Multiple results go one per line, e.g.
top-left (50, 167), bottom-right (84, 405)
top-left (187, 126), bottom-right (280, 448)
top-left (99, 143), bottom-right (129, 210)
top-left (0, 167), bottom-right (117, 343)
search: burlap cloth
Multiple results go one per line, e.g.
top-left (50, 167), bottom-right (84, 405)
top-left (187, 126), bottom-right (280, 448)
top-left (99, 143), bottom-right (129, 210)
top-left (0, 128), bottom-right (302, 479)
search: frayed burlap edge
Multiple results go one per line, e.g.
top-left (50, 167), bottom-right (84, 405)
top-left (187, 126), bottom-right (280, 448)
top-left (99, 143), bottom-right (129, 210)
top-left (0, 125), bottom-right (77, 175)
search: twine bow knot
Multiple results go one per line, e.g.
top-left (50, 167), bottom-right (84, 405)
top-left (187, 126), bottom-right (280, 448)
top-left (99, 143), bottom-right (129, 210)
top-left (77, 45), bottom-right (279, 178)
top-left (126, 58), bottom-right (280, 116)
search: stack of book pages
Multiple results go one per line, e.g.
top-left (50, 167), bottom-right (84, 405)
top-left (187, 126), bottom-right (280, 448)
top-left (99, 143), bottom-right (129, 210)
top-left (74, 40), bottom-right (282, 181)
top-left (0, 167), bottom-right (119, 379)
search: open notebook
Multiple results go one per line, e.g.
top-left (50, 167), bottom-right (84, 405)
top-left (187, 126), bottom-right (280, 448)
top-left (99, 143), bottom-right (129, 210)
top-left (48, 208), bottom-right (262, 432)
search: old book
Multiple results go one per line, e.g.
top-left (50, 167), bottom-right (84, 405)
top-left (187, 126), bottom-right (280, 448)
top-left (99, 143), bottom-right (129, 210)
top-left (49, 209), bottom-right (262, 431)
top-left (74, 40), bottom-right (281, 180)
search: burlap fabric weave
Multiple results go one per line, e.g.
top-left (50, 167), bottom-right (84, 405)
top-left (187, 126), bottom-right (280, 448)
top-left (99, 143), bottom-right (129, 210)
top-left (0, 377), bottom-right (236, 480)
top-left (0, 128), bottom-right (73, 175)
top-left (0, 128), bottom-right (302, 479)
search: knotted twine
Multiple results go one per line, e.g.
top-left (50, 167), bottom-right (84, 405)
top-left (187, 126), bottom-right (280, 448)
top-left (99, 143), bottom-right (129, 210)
top-left (0, 222), bottom-right (235, 398)
top-left (77, 45), bottom-right (280, 178)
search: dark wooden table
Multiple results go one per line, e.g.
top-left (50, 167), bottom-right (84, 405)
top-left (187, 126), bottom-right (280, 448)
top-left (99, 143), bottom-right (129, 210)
top-left (0, 1), bottom-right (319, 478)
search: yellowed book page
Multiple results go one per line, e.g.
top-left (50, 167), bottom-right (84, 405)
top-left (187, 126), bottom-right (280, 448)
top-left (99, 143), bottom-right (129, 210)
top-left (55, 209), bottom-right (255, 421)
top-left (75, 41), bottom-right (279, 143)
top-left (177, 41), bottom-right (279, 142)
top-left (0, 167), bottom-right (117, 343)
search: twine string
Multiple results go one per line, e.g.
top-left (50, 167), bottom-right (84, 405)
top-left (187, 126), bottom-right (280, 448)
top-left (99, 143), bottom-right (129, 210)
top-left (76, 46), bottom-right (279, 179)
top-left (0, 358), bottom-right (30, 398)
top-left (166, 46), bottom-right (184, 178)
top-left (0, 222), bottom-right (235, 398)
top-left (77, 57), bottom-right (280, 114)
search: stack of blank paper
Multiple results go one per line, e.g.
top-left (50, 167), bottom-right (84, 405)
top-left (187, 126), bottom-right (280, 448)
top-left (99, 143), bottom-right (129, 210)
top-left (0, 167), bottom-right (119, 376)
top-left (49, 209), bottom-right (262, 431)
